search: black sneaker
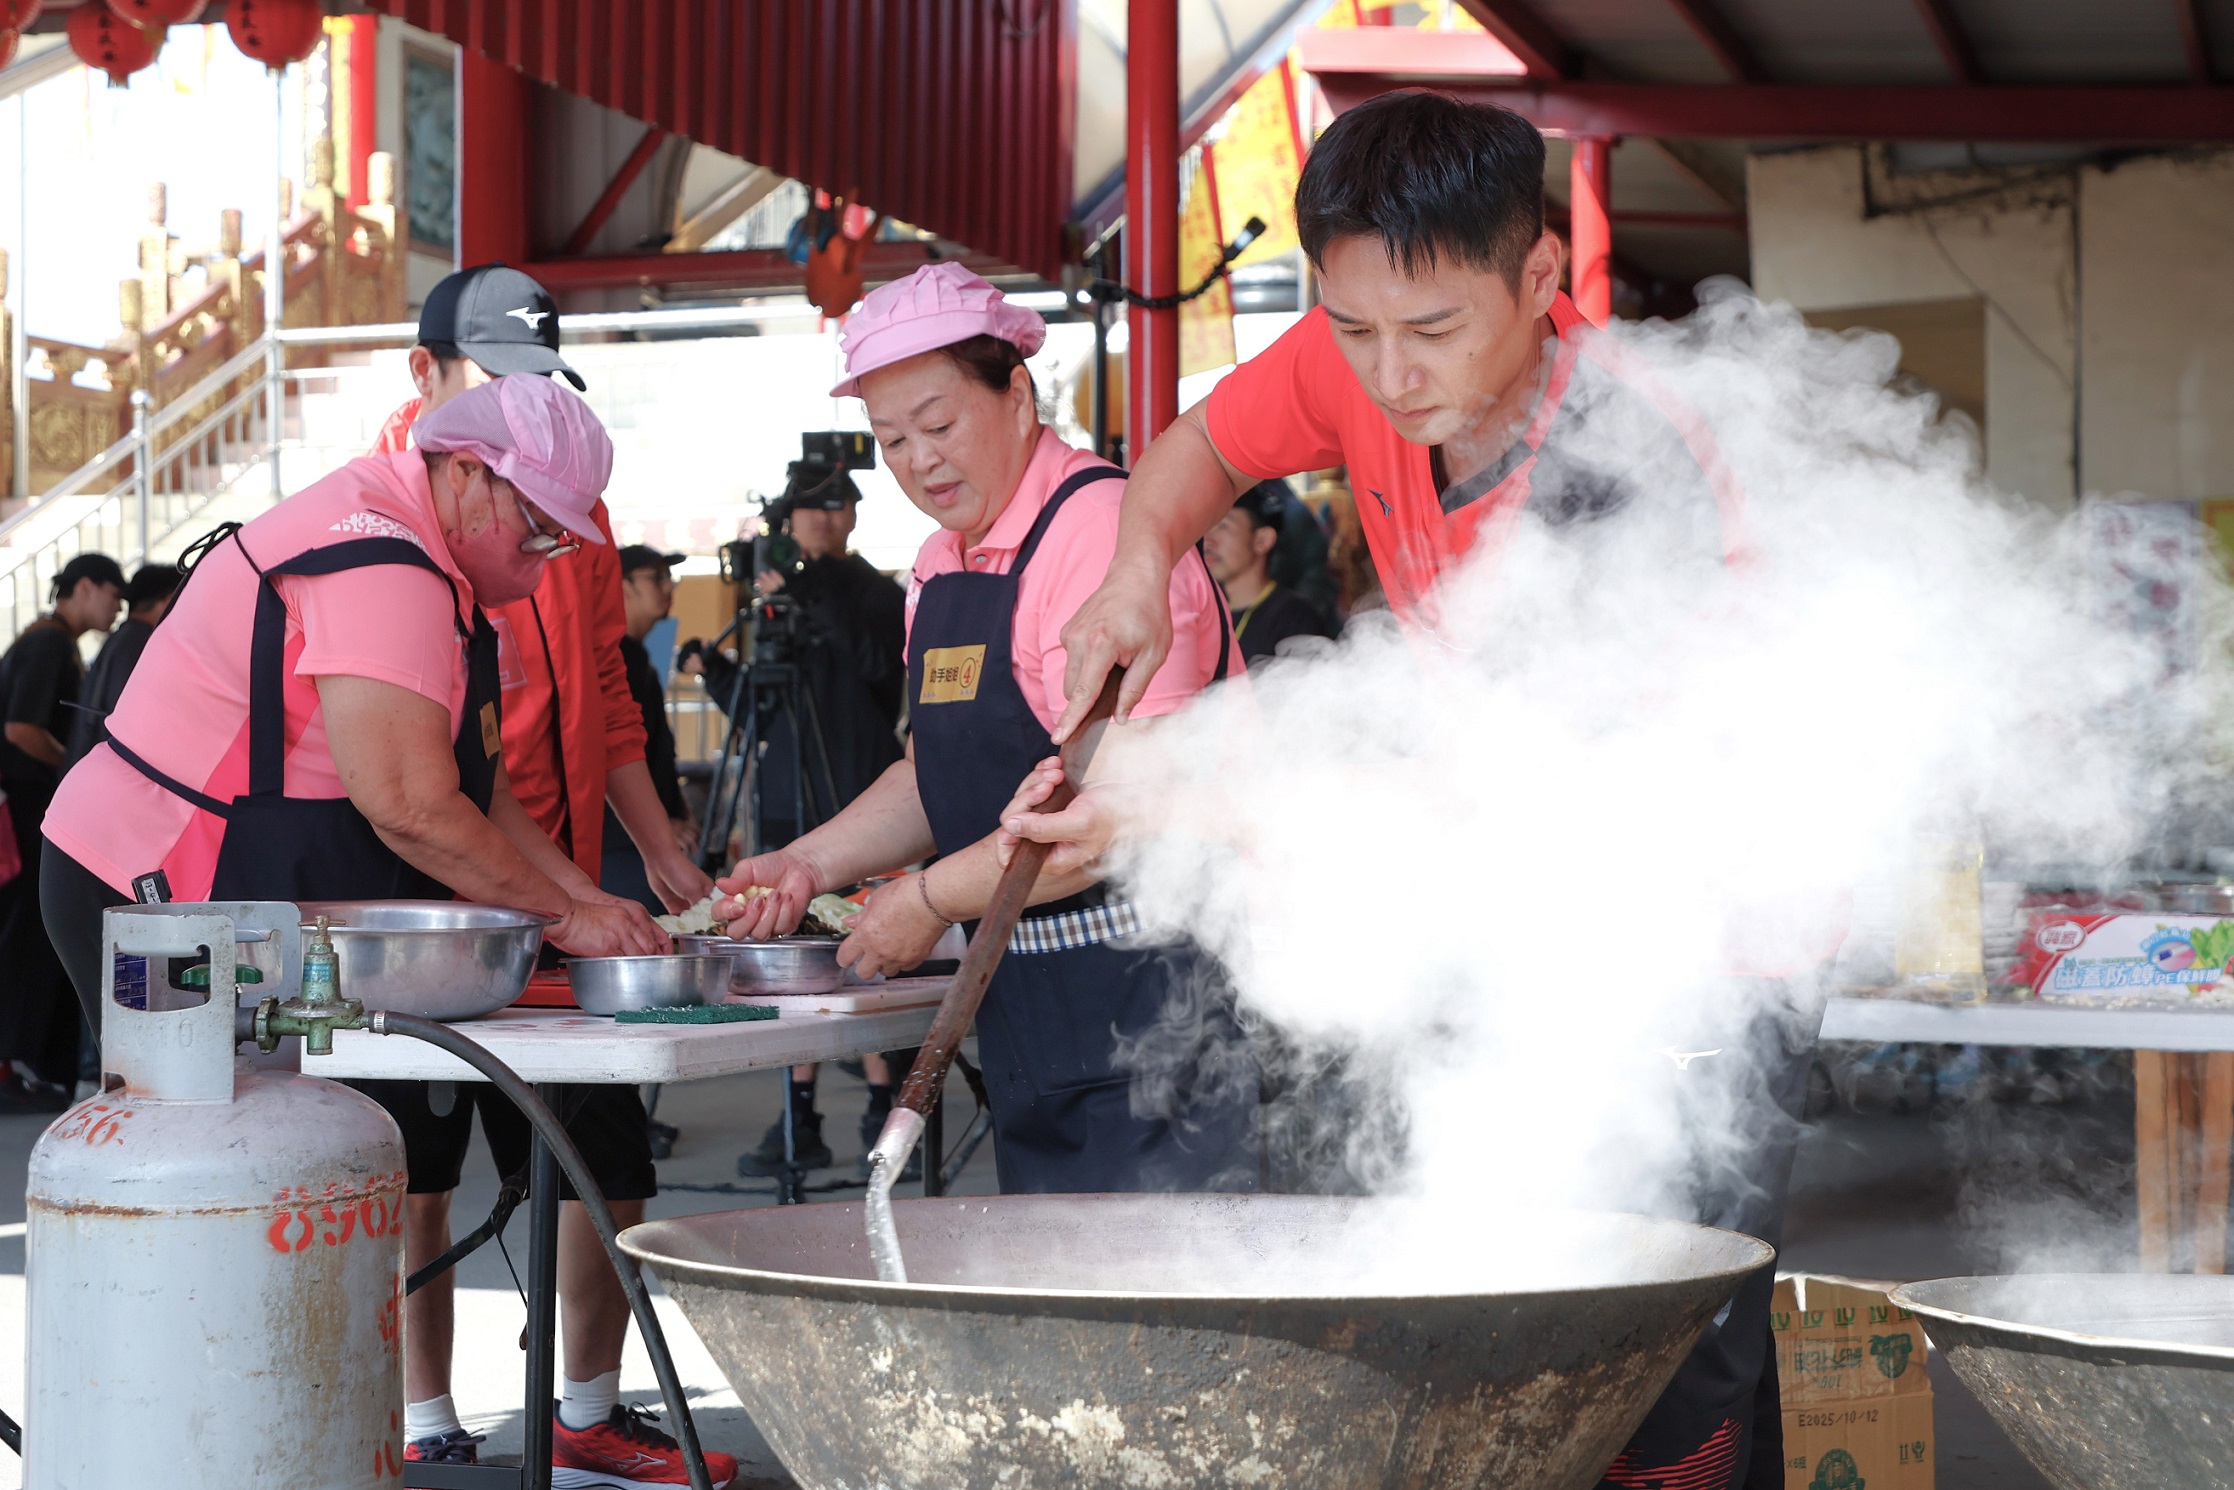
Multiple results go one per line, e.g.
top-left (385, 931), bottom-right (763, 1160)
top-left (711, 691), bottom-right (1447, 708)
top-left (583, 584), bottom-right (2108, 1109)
top-left (858, 1108), bottom-right (924, 1181)
top-left (0, 1075), bottom-right (72, 1116)
top-left (736, 1112), bottom-right (833, 1176)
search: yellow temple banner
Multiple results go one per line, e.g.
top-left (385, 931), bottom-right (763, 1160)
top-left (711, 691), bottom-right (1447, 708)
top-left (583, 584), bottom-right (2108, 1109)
top-left (1178, 152), bottom-right (1236, 377)
top-left (1208, 58), bottom-right (1304, 269)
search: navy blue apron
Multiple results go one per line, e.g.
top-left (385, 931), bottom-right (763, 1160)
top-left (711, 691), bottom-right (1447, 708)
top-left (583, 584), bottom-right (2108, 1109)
top-left (908, 466), bottom-right (1256, 1194)
top-left (109, 533), bottom-right (502, 900)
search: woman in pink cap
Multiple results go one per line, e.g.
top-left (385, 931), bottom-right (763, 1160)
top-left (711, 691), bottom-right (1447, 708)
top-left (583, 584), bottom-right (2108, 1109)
top-left (719, 263), bottom-right (1253, 1195)
top-left (41, 375), bottom-right (670, 1017)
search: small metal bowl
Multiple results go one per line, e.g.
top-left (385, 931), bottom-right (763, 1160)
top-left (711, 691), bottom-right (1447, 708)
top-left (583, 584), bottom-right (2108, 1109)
top-left (300, 900), bottom-right (552, 1021)
top-left (565, 955), bottom-right (733, 1016)
top-left (727, 937), bottom-right (846, 996)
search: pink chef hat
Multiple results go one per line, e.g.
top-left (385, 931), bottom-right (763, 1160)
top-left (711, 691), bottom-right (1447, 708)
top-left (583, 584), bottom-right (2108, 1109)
top-left (829, 262), bottom-right (1047, 398)
top-left (412, 375), bottom-right (613, 543)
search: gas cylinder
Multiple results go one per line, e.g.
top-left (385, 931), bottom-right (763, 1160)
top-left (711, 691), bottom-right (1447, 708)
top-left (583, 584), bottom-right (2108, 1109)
top-left (25, 903), bottom-right (407, 1487)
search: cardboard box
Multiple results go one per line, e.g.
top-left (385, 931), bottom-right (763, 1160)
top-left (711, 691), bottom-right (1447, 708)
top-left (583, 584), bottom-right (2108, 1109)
top-left (1775, 1275), bottom-right (1933, 1490)
top-left (2010, 910), bottom-right (2234, 1001)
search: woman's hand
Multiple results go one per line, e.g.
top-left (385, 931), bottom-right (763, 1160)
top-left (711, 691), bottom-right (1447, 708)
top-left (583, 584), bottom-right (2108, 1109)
top-left (995, 756), bottom-right (1118, 878)
top-left (837, 873), bottom-right (951, 981)
top-left (715, 848), bottom-right (820, 941)
top-left (547, 894), bottom-right (669, 956)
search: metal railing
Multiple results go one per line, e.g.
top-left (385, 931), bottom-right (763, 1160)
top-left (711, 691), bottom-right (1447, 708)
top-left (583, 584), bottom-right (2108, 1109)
top-left (0, 337), bottom-right (282, 640)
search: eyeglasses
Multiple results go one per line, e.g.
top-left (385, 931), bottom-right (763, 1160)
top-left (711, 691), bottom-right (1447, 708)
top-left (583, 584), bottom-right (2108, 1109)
top-left (511, 489), bottom-right (582, 559)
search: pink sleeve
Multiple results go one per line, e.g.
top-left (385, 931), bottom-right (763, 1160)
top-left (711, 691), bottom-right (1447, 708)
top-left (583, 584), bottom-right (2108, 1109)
top-left (281, 564), bottom-right (464, 709)
top-left (1026, 499), bottom-right (1222, 728)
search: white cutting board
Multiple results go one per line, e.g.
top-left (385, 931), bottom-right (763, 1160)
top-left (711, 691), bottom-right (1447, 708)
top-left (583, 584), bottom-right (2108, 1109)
top-left (727, 976), bottom-right (949, 1014)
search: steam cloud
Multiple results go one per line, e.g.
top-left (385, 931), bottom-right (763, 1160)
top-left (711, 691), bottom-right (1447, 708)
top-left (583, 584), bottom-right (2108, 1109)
top-left (1102, 283), bottom-right (2233, 1280)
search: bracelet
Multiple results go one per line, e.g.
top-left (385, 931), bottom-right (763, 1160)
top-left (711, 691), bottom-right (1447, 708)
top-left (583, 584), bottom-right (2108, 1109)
top-left (916, 869), bottom-right (957, 926)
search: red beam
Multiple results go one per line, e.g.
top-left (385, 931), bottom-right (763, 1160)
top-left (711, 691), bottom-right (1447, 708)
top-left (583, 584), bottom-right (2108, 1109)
top-left (1453, 0), bottom-right (1575, 80)
top-left (520, 244), bottom-right (1008, 293)
top-left (1911, 0), bottom-right (1984, 84)
top-left (561, 125), bottom-right (671, 258)
top-left (1547, 206), bottom-right (1747, 231)
top-left (1569, 137), bottom-right (1612, 324)
top-left (2180, 0), bottom-right (2214, 85)
top-left (1307, 77), bottom-right (2234, 143)
top-left (1660, 0), bottom-right (1767, 83)
top-left (457, 51), bottom-right (528, 267)
top-left (1127, 0), bottom-right (1180, 452)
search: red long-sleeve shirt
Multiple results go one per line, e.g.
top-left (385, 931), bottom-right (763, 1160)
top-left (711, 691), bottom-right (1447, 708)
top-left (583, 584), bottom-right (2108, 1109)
top-left (373, 400), bottom-right (646, 878)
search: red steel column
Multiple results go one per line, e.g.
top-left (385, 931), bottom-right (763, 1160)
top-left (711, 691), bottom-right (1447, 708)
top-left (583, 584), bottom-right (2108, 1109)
top-left (345, 15), bottom-right (379, 208)
top-left (458, 50), bottom-right (530, 268)
top-left (1569, 135), bottom-right (1613, 325)
top-left (1126, 0), bottom-right (1180, 457)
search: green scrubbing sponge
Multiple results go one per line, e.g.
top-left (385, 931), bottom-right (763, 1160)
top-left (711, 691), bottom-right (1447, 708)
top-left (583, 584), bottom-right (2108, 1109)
top-left (614, 1003), bottom-right (779, 1024)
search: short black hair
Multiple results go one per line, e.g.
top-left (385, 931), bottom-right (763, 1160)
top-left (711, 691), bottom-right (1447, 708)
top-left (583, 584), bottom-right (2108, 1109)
top-left (1235, 480), bottom-right (1289, 533)
top-left (940, 333), bottom-right (1036, 399)
top-left (1294, 90), bottom-right (1546, 287)
top-left (419, 339), bottom-right (467, 366)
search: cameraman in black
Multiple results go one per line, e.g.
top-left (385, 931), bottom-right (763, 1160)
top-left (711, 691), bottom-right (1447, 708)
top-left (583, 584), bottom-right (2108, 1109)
top-left (680, 455), bottom-right (910, 1174)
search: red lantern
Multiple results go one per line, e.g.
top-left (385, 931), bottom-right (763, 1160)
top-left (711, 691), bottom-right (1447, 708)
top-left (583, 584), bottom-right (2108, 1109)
top-left (0, 28), bottom-right (16, 72)
top-left (67, 6), bottom-right (163, 85)
top-left (226, 0), bottom-right (323, 70)
top-left (0, 2), bottom-right (42, 31)
top-left (109, 0), bottom-right (208, 25)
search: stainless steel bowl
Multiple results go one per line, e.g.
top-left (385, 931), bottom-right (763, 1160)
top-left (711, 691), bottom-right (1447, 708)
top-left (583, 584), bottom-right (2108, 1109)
top-left (565, 954), bottom-right (732, 1016)
top-left (727, 937), bottom-right (845, 996)
top-left (299, 900), bottom-right (550, 1021)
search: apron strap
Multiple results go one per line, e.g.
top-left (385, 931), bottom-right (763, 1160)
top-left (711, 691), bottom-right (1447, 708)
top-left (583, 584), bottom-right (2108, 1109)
top-left (104, 729), bottom-right (234, 818)
top-left (1011, 465), bottom-right (1125, 574)
top-left (241, 533), bottom-right (470, 799)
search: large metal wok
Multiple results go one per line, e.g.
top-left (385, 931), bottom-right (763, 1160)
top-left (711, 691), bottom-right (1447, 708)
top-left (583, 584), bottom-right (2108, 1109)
top-left (621, 1194), bottom-right (1771, 1490)
top-left (1892, 1274), bottom-right (2234, 1490)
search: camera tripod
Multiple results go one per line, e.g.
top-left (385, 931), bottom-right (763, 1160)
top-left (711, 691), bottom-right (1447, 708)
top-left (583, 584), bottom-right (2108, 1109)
top-left (695, 598), bottom-right (846, 870)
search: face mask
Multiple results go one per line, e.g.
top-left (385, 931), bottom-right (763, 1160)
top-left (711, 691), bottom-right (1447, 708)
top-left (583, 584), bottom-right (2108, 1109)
top-left (445, 476), bottom-right (550, 606)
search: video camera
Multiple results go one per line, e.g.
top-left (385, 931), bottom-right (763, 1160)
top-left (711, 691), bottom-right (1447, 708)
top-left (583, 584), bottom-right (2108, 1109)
top-left (719, 430), bottom-right (879, 587)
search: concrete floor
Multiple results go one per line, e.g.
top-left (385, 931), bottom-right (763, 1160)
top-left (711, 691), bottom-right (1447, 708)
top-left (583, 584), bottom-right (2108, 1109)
top-left (0, 1046), bottom-right (2149, 1488)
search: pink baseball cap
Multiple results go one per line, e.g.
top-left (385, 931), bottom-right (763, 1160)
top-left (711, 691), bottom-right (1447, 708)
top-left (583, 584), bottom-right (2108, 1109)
top-left (829, 262), bottom-right (1047, 398)
top-left (412, 375), bottom-right (613, 543)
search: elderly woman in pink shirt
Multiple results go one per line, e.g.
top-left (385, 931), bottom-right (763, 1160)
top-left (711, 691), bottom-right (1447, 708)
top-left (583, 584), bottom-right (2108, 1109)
top-left (720, 264), bottom-right (1252, 1195)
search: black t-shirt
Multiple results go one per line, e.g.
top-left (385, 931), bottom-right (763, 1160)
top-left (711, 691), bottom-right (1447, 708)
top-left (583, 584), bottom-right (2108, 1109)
top-left (0, 618), bottom-right (82, 799)
top-left (618, 634), bottom-right (686, 821)
top-left (1232, 583), bottom-right (1331, 666)
top-left (65, 615), bottom-right (155, 769)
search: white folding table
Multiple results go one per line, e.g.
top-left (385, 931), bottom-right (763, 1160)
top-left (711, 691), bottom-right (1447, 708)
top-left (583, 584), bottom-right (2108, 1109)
top-left (312, 990), bottom-right (943, 1490)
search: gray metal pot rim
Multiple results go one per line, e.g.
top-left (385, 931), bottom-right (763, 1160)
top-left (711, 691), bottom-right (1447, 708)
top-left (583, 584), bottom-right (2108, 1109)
top-left (619, 1207), bottom-right (1774, 1308)
top-left (1892, 1275), bottom-right (2234, 1363)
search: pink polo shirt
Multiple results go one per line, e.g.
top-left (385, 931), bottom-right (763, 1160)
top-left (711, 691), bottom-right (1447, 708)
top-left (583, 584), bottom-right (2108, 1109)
top-left (905, 429), bottom-right (1240, 732)
top-left (46, 451), bottom-right (479, 898)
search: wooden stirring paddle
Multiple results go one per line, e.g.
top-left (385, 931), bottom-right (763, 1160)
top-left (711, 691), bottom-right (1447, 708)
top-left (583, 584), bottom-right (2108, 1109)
top-left (865, 672), bottom-right (1125, 1282)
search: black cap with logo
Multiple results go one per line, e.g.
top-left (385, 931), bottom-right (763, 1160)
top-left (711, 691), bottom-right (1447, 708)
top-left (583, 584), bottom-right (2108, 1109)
top-left (418, 264), bottom-right (586, 390)
top-left (618, 544), bottom-right (686, 577)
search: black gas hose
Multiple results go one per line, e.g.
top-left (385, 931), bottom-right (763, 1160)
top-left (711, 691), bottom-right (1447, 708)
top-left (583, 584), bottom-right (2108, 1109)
top-left (370, 1011), bottom-right (715, 1490)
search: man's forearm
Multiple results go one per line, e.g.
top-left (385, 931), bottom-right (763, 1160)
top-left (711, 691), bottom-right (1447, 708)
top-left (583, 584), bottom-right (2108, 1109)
top-left (607, 760), bottom-right (689, 866)
top-left (1114, 405), bottom-right (1254, 575)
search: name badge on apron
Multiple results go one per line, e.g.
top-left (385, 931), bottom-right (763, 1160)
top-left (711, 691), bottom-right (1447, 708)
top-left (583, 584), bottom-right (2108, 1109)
top-left (919, 644), bottom-right (987, 705)
top-left (479, 701), bottom-right (502, 758)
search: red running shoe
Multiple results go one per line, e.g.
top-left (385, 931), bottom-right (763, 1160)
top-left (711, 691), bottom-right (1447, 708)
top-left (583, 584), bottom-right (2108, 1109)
top-left (551, 1402), bottom-right (738, 1489)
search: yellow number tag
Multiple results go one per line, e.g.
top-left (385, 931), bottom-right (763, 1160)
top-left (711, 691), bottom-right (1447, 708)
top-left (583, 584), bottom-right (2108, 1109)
top-left (479, 701), bottom-right (502, 758)
top-left (918, 644), bottom-right (987, 705)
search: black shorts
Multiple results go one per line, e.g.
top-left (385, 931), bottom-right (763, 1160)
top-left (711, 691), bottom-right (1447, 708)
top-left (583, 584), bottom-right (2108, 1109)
top-left (348, 1079), bottom-right (658, 1203)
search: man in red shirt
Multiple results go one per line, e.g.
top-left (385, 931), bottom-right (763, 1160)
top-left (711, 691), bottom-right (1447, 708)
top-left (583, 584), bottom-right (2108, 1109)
top-left (1047, 92), bottom-right (1789, 1490)
top-left (370, 266), bottom-right (726, 1485)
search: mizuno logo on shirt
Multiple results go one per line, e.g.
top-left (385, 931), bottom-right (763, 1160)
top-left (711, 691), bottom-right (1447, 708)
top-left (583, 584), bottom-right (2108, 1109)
top-left (1369, 489), bottom-right (1391, 516)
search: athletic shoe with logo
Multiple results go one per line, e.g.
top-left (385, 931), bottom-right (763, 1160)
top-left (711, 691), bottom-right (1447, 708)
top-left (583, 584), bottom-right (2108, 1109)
top-left (551, 1402), bottom-right (739, 1489)
top-left (403, 1427), bottom-right (484, 1464)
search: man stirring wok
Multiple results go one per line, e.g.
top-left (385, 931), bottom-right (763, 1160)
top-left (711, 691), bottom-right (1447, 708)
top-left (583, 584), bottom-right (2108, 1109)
top-left (1014, 92), bottom-right (1812, 1490)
